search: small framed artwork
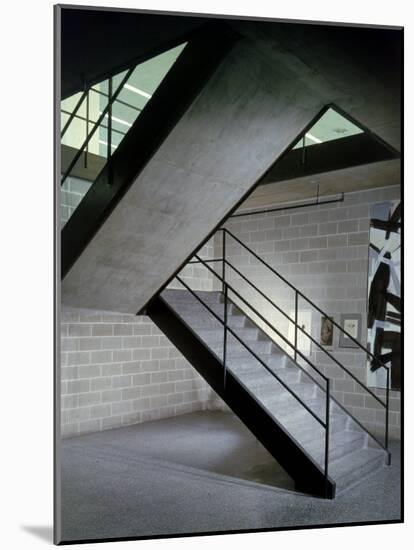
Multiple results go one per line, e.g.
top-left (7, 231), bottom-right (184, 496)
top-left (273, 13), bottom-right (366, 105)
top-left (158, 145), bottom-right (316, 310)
top-left (320, 316), bottom-right (334, 349)
top-left (339, 314), bottom-right (362, 348)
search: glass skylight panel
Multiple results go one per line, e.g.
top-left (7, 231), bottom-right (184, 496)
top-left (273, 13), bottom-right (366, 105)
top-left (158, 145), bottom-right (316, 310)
top-left (61, 43), bottom-right (187, 161)
top-left (292, 107), bottom-right (364, 149)
top-left (60, 42), bottom-right (187, 227)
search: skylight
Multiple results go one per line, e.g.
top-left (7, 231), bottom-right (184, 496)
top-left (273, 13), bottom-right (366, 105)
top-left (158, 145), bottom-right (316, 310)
top-left (293, 107), bottom-right (364, 149)
top-left (60, 42), bottom-right (187, 227)
top-left (61, 42), bottom-right (187, 160)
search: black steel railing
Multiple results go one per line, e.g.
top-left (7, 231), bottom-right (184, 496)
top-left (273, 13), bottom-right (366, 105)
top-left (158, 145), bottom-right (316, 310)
top-left (187, 227), bottom-right (391, 463)
top-left (172, 266), bottom-right (332, 491)
top-left (61, 66), bottom-right (135, 186)
top-left (192, 255), bottom-right (328, 395)
top-left (61, 88), bottom-right (89, 138)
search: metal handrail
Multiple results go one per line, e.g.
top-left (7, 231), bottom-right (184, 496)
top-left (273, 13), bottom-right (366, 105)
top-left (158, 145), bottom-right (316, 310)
top-left (90, 86), bottom-right (143, 115)
top-left (175, 275), bottom-right (327, 428)
top-left (173, 266), bottom-right (332, 485)
top-left (221, 260), bottom-right (330, 391)
top-left (187, 265), bottom-right (388, 451)
top-left (61, 89), bottom-right (88, 138)
top-left (193, 255), bottom-right (329, 385)
top-left (222, 256), bottom-right (390, 452)
top-left (193, 254), bottom-right (391, 460)
top-left (213, 227), bottom-right (390, 453)
top-left (220, 258), bottom-right (386, 409)
top-left (186, 255), bottom-right (390, 455)
top-left (189, 258), bottom-right (329, 389)
top-left (60, 65), bottom-right (135, 186)
top-left (61, 109), bottom-right (127, 138)
top-left (190, 252), bottom-right (390, 455)
top-left (221, 228), bottom-right (390, 372)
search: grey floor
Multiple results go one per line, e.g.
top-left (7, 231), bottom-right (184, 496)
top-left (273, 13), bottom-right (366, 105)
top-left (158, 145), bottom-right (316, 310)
top-left (60, 411), bottom-right (401, 542)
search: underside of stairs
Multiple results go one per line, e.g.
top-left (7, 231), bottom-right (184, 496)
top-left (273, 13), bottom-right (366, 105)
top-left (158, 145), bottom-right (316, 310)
top-left (147, 289), bottom-right (388, 499)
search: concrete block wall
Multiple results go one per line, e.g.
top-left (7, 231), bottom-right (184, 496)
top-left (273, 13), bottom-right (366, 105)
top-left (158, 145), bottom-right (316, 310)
top-left (223, 185), bottom-right (401, 440)
top-left (60, 175), bottom-right (222, 438)
top-left (60, 234), bottom-right (218, 439)
top-left (60, 309), bottom-right (212, 438)
top-left (60, 180), bottom-right (401, 441)
top-left (61, 176), bottom-right (92, 227)
top-left (168, 236), bottom-right (218, 292)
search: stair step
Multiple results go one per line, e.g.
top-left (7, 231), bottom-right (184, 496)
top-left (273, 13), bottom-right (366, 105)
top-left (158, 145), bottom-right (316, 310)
top-left (198, 327), bottom-right (259, 343)
top-left (305, 430), bottom-right (367, 465)
top-left (270, 396), bottom-right (326, 424)
top-left (285, 395), bottom-right (344, 420)
top-left (164, 307), bottom-right (248, 329)
top-left (226, 349), bottom-right (286, 368)
top-left (259, 351), bottom-right (293, 369)
top-left (164, 289), bottom-right (221, 304)
top-left (282, 411), bottom-right (350, 443)
top-left (257, 380), bottom-right (319, 403)
top-left (163, 303), bottom-right (224, 319)
top-left (160, 288), bottom-right (388, 497)
top-left (194, 290), bottom-right (223, 304)
top-left (165, 292), bottom-right (253, 323)
top-left (329, 447), bottom-right (386, 494)
top-left (187, 315), bottom-right (247, 329)
top-left (164, 293), bottom-right (226, 315)
top-left (233, 366), bottom-right (301, 385)
top-left (210, 340), bottom-right (273, 357)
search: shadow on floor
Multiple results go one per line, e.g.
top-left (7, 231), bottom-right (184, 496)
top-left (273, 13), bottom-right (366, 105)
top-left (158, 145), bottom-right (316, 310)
top-left (59, 410), bottom-right (401, 542)
top-left (62, 410), bottom-right (296, 492)
top-left (21, 525), bottom-right (53, 543)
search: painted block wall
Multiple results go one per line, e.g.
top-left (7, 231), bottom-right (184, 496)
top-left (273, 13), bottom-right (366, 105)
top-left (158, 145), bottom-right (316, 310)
top-left (60, 236), bottom-right (218, 438)
top-left (61, 176), bottom-right (92, 227)
top-left (60, 181), bottom-right (401, 441)
top-left (222, 185), bottom-right (401, 440)
top-left (167, 236), bottom-right (219, 292)
top-left (60, 309), bottom-right (214, 438)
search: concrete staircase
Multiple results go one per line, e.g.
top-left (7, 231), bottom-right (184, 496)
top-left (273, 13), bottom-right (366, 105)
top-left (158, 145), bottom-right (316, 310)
top-left (161, 288), bottom-right (387, 496)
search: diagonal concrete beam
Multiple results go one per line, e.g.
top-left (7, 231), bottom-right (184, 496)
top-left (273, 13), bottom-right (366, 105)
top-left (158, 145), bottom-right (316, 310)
top-left (230, 22), bottom-right (402, 150)
top-left (62, 24), bottom-right (401, 314)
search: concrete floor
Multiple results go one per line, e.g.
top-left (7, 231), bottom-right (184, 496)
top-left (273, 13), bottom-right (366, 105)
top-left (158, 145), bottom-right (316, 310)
top-left (60, 411), bottom-right (401, 543)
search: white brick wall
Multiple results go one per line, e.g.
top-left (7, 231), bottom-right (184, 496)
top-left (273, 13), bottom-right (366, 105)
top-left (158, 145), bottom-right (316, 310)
top-left (61, 176), bottom-right (92, 227)
top-left (60, 181), bottom-right (401, 442)
top-left (60, 233), bottom-right (218, 438)
top-left (223, 185), bottom-right (401, 440)
top-left (60, 309), bottom-right (212, 438)
top-left (168, 236), bottom-right (219, 292)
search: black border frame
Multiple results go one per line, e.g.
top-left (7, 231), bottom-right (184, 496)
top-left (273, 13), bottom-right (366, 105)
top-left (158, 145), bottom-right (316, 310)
top-left (54, 4), bottom-right (404, 546)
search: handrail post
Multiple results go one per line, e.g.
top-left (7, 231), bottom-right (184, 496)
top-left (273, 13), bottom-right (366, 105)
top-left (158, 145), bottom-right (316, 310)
top-left (222, 230), bottom-right (226, 294)
top-left (324, 378), bottom-right (330, 496)
top-left (176, 271), bottom-right (327, 428)
top-left (193, 233), bottom-right (391, 459)
top-left (224, 229), bottom-right (390, 372)
top-left (107, 76), bottom-right (113, 185)
top-left (294, 291), bottom-right (298, 362)
top-left (61, 66), bottom-right (134, 186)
top-left (386, 367), bottom-right (391, 464)
top-left (223, 283), bottom-right (228, 389)
top-left (84, 89), bottom-right (89, 169)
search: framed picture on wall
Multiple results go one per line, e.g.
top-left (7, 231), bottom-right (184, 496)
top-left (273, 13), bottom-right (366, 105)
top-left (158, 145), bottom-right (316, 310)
top-left (339, 313), bottom-right (362, 348)
top-left (320, 316), bottom-right (334, 349)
